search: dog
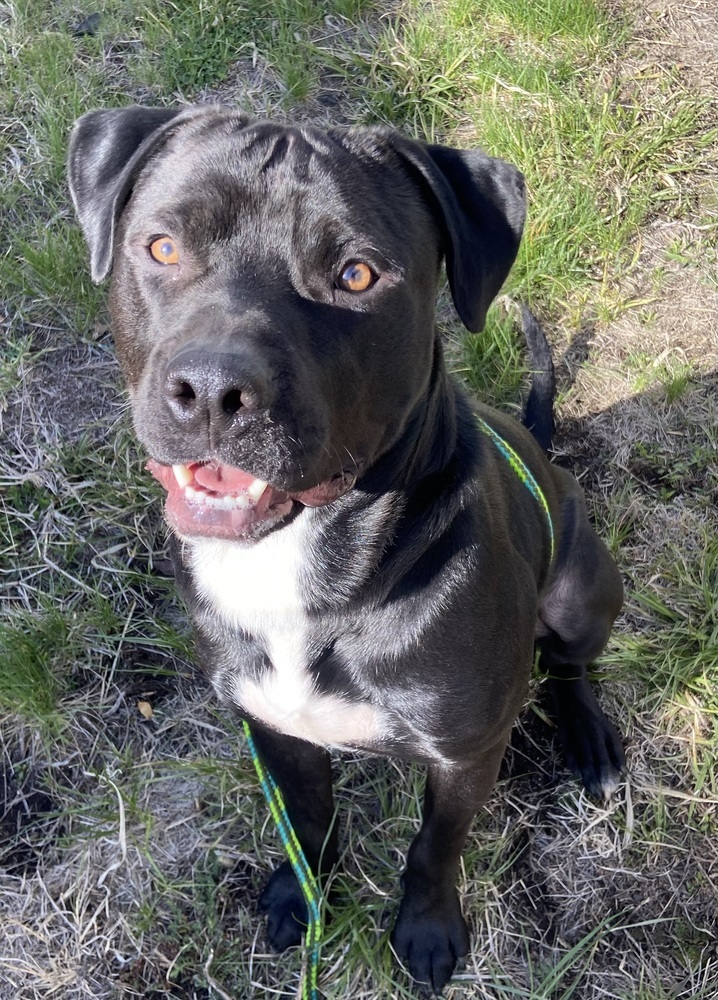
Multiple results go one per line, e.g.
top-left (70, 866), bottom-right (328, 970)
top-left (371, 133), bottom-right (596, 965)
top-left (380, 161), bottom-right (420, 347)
top-left (68, 105), bottom-right (625, 995)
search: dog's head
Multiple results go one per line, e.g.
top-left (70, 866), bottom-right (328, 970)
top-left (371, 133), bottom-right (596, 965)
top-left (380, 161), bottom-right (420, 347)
top-left (69, 105), bottom-right (525, 542)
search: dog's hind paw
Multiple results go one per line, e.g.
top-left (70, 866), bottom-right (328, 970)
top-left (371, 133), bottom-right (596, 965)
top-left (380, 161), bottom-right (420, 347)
top-left (560, 704), bottom-right (626, 800)
top-left (549, 675), bottom-right (626, 800)
top-left (258, 860), bottom-right (308, 951)
top-left (391, 889), bottom-right (469, 996)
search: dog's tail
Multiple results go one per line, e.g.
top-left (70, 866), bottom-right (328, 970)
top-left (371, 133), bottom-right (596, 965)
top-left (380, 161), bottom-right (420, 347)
top-left (521, 306), bottom-right (555, 454)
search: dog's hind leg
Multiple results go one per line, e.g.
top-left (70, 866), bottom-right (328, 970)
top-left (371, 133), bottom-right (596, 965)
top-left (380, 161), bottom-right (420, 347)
top-left (537, 472), bottom-right (625, 799)
top-left (391, 739), bottom-right (509, 995)
top-left (247, 724), bottom-right (338, 951)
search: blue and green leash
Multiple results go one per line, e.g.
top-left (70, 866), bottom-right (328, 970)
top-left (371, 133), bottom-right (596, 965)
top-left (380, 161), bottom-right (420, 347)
top-left (476, 416), bottom-right (555, 561)
top-left (242, 720), bottom-right (322, 1000)
top-left (242, 417), bottom-right (554, 999)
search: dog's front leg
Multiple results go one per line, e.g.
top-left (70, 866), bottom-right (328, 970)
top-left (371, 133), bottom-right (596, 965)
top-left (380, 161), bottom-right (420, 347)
top-left (391, 740), bottom-right (508, 996)
top-left (247, 724), bottom-right (338, 951)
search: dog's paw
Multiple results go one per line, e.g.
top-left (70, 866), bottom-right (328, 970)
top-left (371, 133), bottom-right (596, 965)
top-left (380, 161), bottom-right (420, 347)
top-left (258, 860), bottom-right (308, 952)
top-left (559, 703), bottom-right (626, 800)
top-left (549, 676), bottom-right (626, 800)
top-left (391, 889), bottom-right (469, 996)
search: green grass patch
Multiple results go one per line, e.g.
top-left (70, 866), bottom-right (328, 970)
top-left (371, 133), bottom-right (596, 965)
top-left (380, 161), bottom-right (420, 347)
top-left (458, 312), bottom-right (528, 409)
top-left (0, 607), bottom-right (69, 723)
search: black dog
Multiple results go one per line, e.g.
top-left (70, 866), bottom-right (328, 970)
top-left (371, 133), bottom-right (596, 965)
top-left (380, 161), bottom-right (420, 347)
top-left (68, 105), bottom-right (624, 995)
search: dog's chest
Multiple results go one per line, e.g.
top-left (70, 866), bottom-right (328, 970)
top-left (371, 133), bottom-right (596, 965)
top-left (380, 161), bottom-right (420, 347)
top-left (187, 520), bottom-right (380, 747)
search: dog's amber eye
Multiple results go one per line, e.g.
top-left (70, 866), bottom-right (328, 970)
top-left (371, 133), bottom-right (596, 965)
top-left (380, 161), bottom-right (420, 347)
top-left (337, 261), bottom-right (376, 293)
top-left (149, 236), bottom-right (180, 265)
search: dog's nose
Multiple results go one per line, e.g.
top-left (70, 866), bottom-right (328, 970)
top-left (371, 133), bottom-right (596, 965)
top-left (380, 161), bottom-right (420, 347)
top-left (162, 349), bottom-right (273, 432)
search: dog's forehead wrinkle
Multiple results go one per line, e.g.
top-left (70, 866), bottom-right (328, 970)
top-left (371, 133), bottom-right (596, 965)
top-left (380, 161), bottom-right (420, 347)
top-left (177, 120), bottom-right (342, 187)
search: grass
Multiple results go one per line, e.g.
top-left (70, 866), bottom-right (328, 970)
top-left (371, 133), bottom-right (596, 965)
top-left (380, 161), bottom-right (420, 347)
top-left (1, 0), bottom-right (717, 997)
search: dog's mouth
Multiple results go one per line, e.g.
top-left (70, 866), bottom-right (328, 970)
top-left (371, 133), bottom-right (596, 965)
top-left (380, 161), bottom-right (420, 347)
top-left (146, 459), bottom-right (356, 541)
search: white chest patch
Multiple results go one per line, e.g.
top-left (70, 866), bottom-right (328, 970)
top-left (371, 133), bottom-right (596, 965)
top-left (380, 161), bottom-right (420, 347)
top-left (187, 516), bottom-right (381, 747)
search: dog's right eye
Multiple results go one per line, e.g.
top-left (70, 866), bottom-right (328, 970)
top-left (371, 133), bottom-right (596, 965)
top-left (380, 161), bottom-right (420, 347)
top-left (148, 237), bottom-right (180, 265)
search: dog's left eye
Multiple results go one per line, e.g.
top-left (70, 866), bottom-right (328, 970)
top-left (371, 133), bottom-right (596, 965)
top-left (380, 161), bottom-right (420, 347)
top-left (336, 261), bottom-right (377, 293)
top-left (148, 236), bottom-right (180, 265)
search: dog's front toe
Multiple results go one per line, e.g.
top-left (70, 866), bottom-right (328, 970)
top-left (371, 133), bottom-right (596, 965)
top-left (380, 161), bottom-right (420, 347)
top-left (391, 890), bottom-right (469, 996)
top-left (259, 860), bottom-right (308, 951)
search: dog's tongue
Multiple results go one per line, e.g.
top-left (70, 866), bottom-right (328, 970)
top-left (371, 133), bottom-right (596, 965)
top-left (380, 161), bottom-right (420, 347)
top-left (193, 463), bottom-right (256, 494)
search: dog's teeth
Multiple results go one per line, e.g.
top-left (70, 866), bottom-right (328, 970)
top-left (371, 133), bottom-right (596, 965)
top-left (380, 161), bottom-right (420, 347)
top-left (181, 481), bottom-right (263, 510)
top-left (246, 478), bottom-right (268, 502)
top-left (204, 494), bottom-right (224, 509)
top-left (173, 463), bottom-right (193, 488)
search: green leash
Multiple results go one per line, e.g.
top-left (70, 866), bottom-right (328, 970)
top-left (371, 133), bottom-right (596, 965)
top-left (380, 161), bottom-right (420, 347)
top-left (242, 720), bottom-right (322, 1000)
top-left (241, 419), bottom-right (552, 999)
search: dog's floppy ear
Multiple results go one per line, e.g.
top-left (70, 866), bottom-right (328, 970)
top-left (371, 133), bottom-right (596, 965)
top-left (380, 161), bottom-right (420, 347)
top-left (68, 105), bottom-right (207, 282)
top-left (392, 136), bottom-right (526, 332)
